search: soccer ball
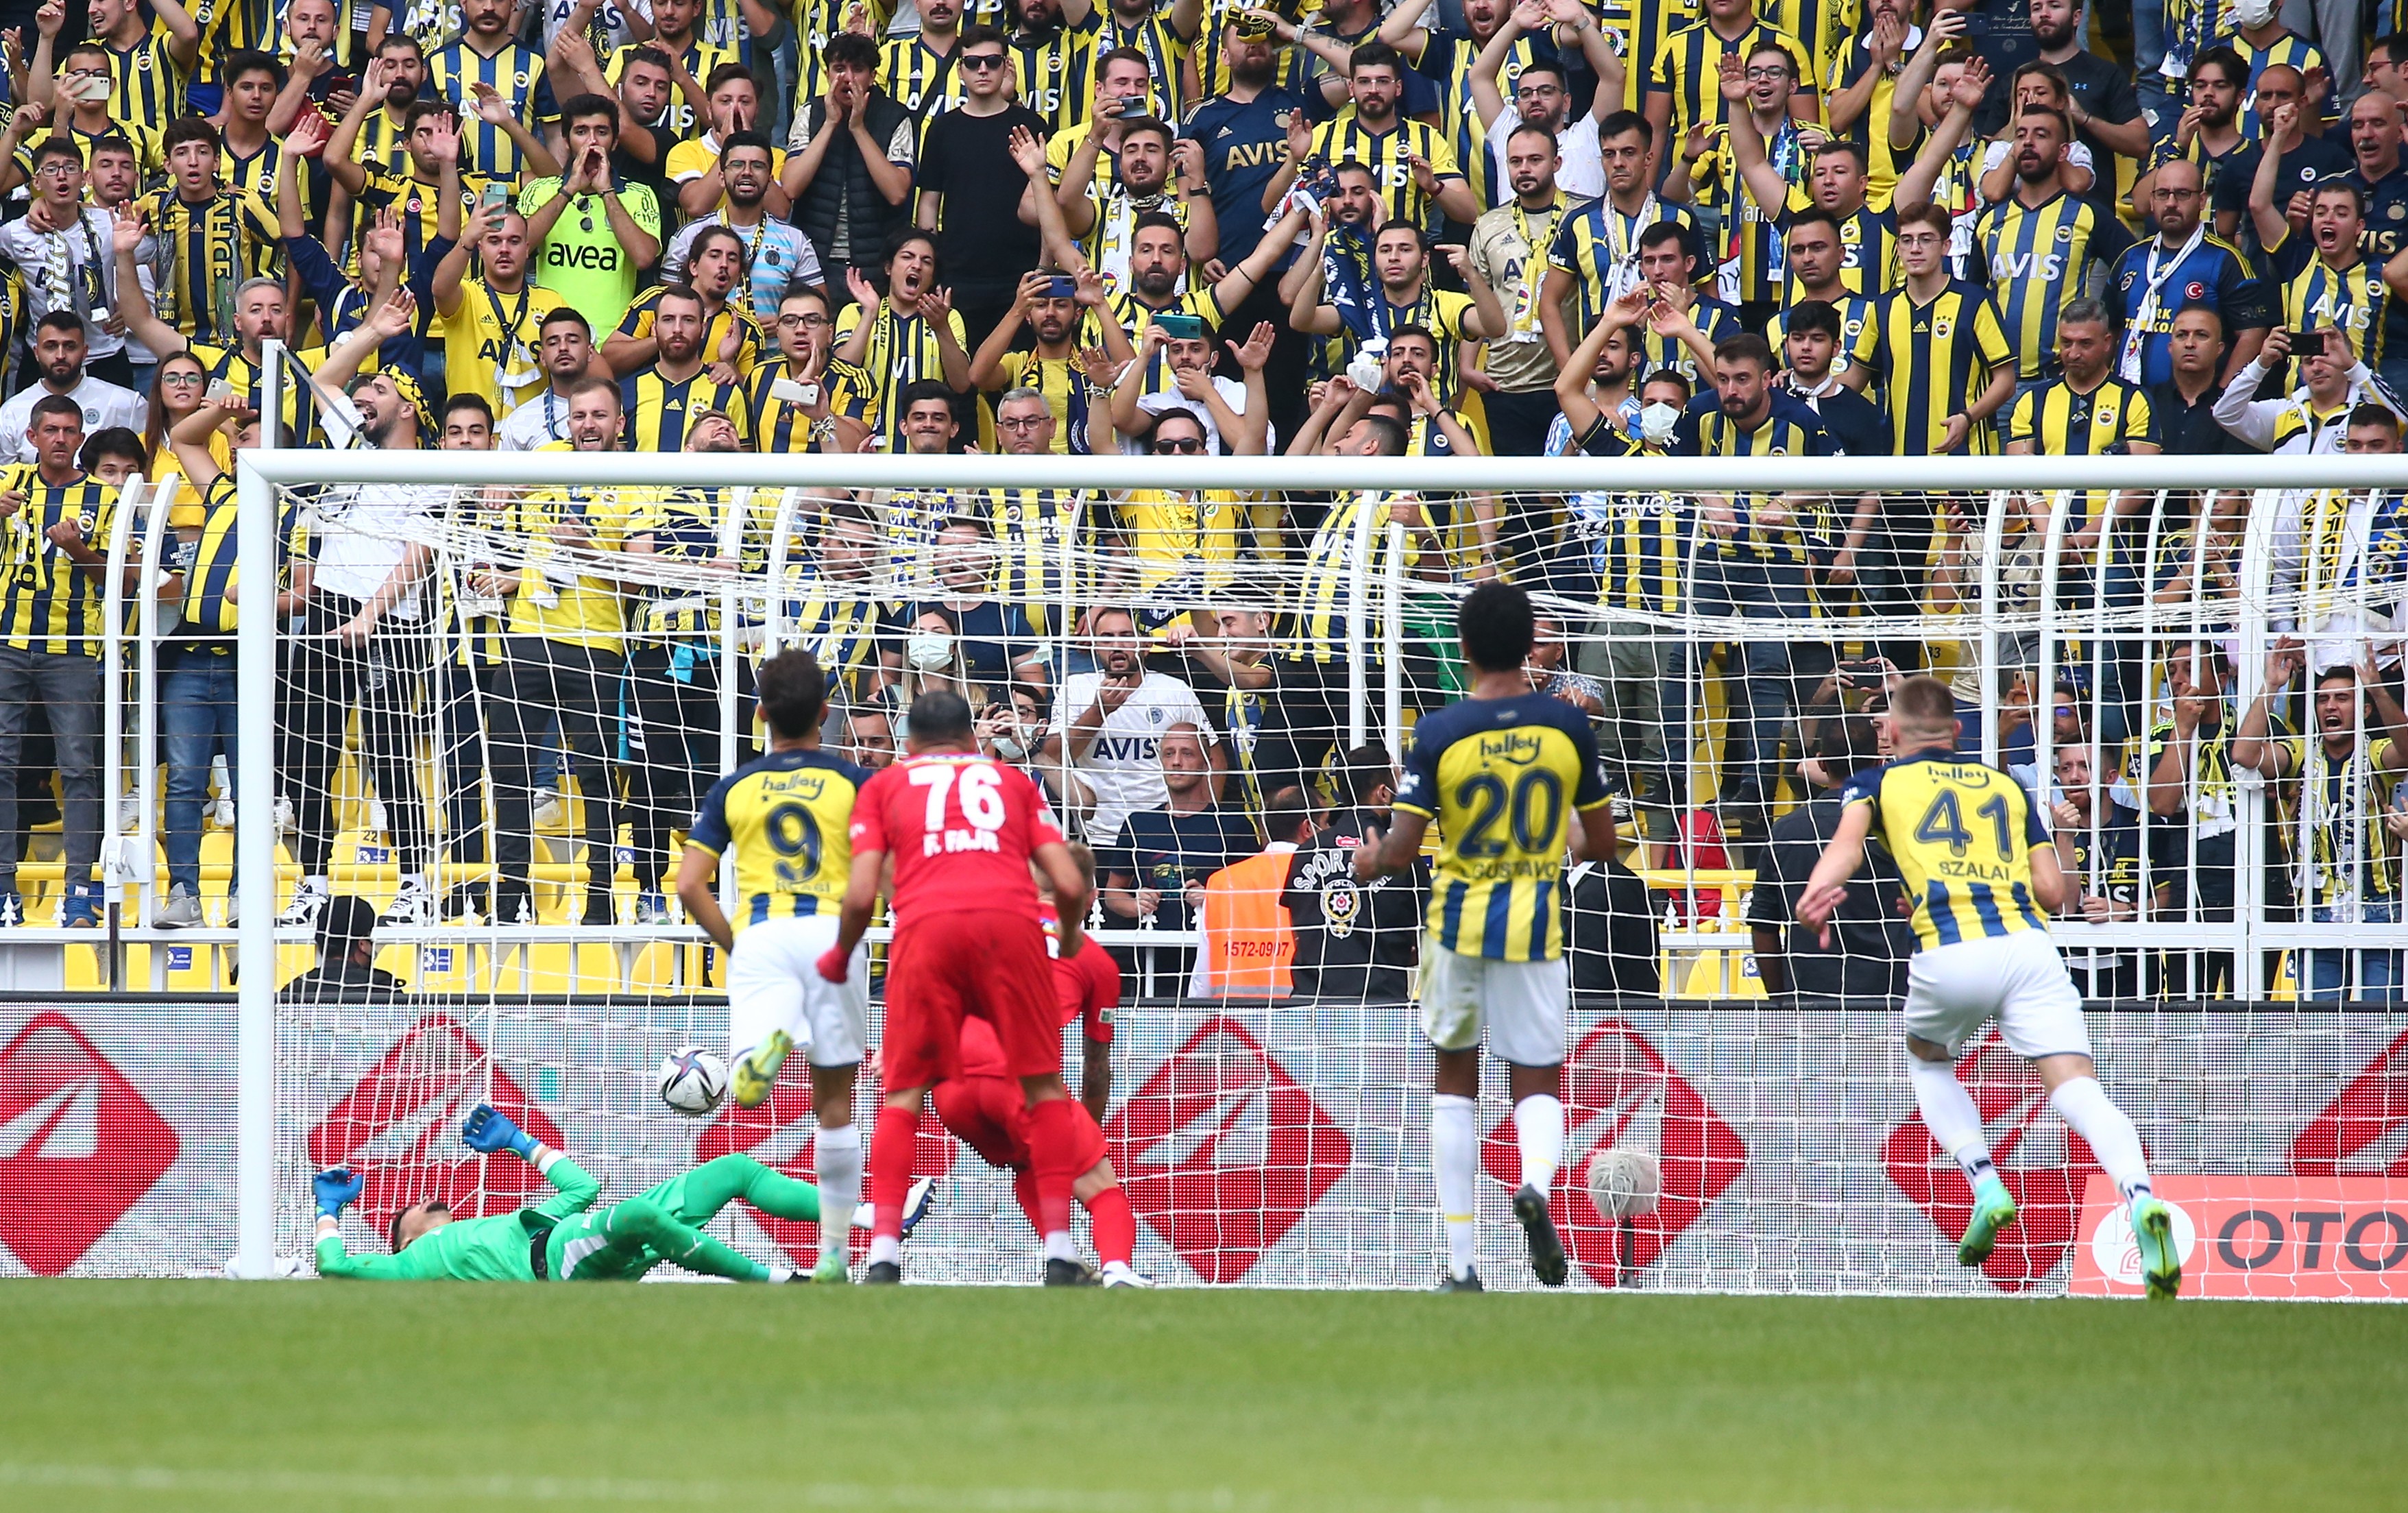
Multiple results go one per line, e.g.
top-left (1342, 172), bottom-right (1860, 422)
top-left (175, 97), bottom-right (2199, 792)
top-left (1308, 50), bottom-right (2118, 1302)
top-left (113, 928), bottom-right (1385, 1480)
top-left (658, 1047), bottom-right (729, 1117)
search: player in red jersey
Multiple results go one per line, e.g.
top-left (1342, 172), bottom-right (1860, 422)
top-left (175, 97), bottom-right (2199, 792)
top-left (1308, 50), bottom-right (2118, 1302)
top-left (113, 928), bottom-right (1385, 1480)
top-left (931, 842), bottom-right (1149, 1286)
top-left (824, 690), bottom-right (1098, 1285)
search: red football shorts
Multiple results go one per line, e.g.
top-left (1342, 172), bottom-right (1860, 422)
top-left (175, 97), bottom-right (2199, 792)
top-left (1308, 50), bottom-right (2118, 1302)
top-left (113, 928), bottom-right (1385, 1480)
top-left (881, 910), bottom-right (1061, 1091)
top-left (932, 1076), bottom-right (1109, 1175)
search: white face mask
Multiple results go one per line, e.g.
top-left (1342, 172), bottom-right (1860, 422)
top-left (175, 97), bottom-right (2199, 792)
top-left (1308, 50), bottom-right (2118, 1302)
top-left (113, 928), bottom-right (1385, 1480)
top-left (2232, 0), bottom-right (2276, 27)
top-left (907, 631), bottom-right (954, 671)
top-left (1639, 401), bottom-right (1682, 446)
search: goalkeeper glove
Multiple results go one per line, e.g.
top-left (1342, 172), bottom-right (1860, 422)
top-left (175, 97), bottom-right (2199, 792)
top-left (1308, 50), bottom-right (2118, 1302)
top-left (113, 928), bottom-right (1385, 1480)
top-left (814, 946), bottom-right (849, 984)
top-left (313, 1167), bottom-right (365, 1219)
top-left (462, 1103), bottom-right (537, 1159)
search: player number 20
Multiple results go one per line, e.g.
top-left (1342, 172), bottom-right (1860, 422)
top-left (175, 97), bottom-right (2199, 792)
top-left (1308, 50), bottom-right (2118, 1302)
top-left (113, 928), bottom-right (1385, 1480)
top-left (1912, 789), bottom-right (2013, 859)
top-left (1455, 767), bottom-right (1564, 859)
top-left (911, 761), bottom-right (1007, 831)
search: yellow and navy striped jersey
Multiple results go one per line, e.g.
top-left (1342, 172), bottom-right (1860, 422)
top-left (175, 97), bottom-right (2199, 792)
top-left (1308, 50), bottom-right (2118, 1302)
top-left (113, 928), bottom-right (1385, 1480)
top-left (352, 106), bottom-right (415, 177)
top-left (1821, 204), bottom-right (1898, 298)
top-left (2005, 376), bottom-right (2158, 455)
top-left (102, 25), bottom-right (187, 132)
top-left (1825, 34), bottom-right (1907, 204)
top-left (0, 468), bottom-right (117, 655)
top-left (172, 475), bottom-right (310, 648)
top-left (1098, 7), bottom-right (1194, 120)
top-left (981, 486), bottom-right (1085, 633)
top-left (606, 38), bottom-right (733, 140)
top-left (1761, 0), bottom-right (1858, 105)
top-left (742, 356), bottom-right (875, 453)
top-left (1646, 19), bottom-right (1813, 158)
top-left (879, 34), bottom-right (968, 126)
top-left (616, 285), bottom-right (768, 379)
top-left (1864, 280), bottom-right (2012, 457)
top-left (686, 747), bottom-right (871, 930)
top-left (993, 350), bottom-right (1099, 455)
top-left (508, 452), bottom-right (635, 645)
top-left (188, 0), bottom-right (271, 86)
top-left (138, 186), bottom-right (282, 342)
top-left (188, 339), bottom-right (335, 442)
top-left (1099, 284), bottom-right (1226, 345)
top-left (1840, 749), bottom-right (2051, 950)
top-left (1969, 189), bottom-right (2123, 380)
top-left (784, 576), bottom-right (904, 703)
top-left (1767, 290), bottom-right (1878, 378)
top-left (1011, 16), bottom-right (1100, 134)
top-left (430, 40), bottom-right (559, 184)
top-left (1547, 195), bottom-right (1700, 328)
top-left (1193, 0), bottom-right (1309, 101)
top-left (1392, 689), bottom-right (1610, 963)
top-left (1633, 295), bottom-right (1740, 382)
top-left (2267, 227), bottom-right (2396, 373)
top-left (2289, 736), bottom-right (2403, 908)
top-left (356, 162), bottom-right (486, 271)
top-left (1601, 0), bottom-right (1697, 112)
top-left (2233, 31), bottom-right (2326, 141)
top-left (1114, 487), bottom-right (1269, 595)
top-left (833, 300), bottom-right (969, 448)
top-left (1419, 28), bottom-right (1543, 210)
top-left (1306, 115), bottom-right (1462, 234)
top-left (626, 487), bottom-right (736, 637)
top-left (1570, 420), bottom-right (1696, 613)
top-left (620, 367), bottom-right (751, 453)
top-left (1289, 492), bottom-right (1420, 662)
top-left (20, 119), bottom-right (167, 180)
top-left (1683, 396), bottom-right (1829, 575)
top-left (1336, 287), bottom-right (1476, 402)
top-left (788, 0), bottom-right (893, 113)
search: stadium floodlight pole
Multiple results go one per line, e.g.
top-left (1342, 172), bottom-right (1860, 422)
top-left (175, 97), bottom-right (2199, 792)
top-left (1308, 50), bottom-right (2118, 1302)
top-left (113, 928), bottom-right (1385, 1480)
top-left (232, 346), bottom-right (288, 1279)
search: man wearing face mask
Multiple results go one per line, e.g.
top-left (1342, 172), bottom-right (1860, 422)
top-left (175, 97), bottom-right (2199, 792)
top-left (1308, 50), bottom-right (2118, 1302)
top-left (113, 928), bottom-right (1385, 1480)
top-left (916, 515), bottom-right (1047, 698)
top-left (1283, 743), bottom-right (1427, 1001)
top-left (1043, 606), bottom-right (1224, 849)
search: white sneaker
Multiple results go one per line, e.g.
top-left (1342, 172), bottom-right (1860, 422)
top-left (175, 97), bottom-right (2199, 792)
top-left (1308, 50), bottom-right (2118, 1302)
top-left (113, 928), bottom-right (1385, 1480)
top-left (532, 792), bottom-right (568, 830)
top-left (1099, 1261), bottom-right (1154, 1288)
top-left (208, 797), bottom-right (236, 830)
top-left (221, 893), bottom-right (239, 928)
top-left (154, 885), bottom-right (204, 929)
top-left (277, 883), bottom-right (328, 929)
top-left (380, 882), bottom-right (435, 928)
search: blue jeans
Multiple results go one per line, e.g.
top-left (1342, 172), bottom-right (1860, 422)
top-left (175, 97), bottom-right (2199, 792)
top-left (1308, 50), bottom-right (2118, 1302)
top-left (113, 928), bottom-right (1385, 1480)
top-left (2307, 897), bottom-right (2405, 1003)
top-left (162, 650), bottom-right (239, 893)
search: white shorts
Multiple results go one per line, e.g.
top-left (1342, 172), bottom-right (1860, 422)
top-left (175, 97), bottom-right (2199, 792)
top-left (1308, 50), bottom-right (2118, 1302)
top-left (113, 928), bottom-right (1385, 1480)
top-left (1417, 939), bottom-right (1568, 1067)
top-left (728, 914), bottom-right (869, 1069)
top-left (1904, 930), bottom-right (2093, 1061)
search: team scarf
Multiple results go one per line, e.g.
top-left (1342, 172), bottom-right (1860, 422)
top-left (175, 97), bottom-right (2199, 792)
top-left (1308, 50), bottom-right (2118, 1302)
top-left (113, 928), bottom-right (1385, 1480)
top-left (1320, 221), bottom-right (1387, 348)
top-left (2118, 222), bottom-right (2206, 383)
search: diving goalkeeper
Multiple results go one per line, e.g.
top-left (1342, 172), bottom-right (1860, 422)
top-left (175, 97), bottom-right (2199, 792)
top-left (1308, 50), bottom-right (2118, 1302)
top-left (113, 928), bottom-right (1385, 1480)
top-left (313, 1105), bottom-right (827, 1283)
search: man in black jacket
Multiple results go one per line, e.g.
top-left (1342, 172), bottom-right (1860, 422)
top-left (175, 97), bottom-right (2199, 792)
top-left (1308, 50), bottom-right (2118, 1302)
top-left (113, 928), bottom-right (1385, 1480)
top-left (783, 32), bottom-right (916, 299)
top-left (1285, 745), bottom-right (1426, 1000)
top-left (1745, 710), bottom-right (1914, 1000)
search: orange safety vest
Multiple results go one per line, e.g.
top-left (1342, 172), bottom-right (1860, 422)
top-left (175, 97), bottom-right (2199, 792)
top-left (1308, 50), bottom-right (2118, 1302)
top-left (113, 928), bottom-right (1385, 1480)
top-left (1193, 849), bottom-right (1296, 998)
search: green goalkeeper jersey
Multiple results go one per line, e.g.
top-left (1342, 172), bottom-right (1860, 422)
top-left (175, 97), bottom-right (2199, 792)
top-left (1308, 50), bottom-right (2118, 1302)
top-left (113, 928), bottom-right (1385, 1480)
top-left (315, 1155), bottom-right (602, 1281)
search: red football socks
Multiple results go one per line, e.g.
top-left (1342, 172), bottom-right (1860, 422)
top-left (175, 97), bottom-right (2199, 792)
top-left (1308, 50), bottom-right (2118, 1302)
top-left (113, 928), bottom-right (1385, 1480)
top-left (1021, 1096), bottom-right (1081, 1237)
top-left (1086, 1183), bottom-right (1136, 1268)
top-left (870, 1103), bottom-right (921, 1239)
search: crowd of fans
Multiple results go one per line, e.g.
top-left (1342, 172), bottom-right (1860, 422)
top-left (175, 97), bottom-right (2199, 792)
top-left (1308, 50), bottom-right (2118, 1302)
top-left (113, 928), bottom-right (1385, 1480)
top-left (0, 0), bottom-right (2401, 1000)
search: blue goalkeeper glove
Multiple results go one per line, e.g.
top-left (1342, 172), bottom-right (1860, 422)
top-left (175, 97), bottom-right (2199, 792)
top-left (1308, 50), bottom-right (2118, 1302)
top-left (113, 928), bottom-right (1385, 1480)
top-left (313, 1168), bottom-right (364, 1219)
top-left (462, 1104), bottom-right (537, 1159)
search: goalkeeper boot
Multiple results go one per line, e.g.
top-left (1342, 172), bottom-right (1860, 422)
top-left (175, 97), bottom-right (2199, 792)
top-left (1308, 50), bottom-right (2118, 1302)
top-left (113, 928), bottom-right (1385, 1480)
top-left (862, 1260), bottom-right (902, 1285)
top-left (1435, 1268), bottom-right (1485, 1293)
top-left (812, 1253), bottom-right (852, 1284)
top-left (1045, 1258), bottom-right (1102, 1287)
top-left (2131, 1196), bottom-right (2182, 1300)
top-left (731, 1030), bottom-right (793, 1110)
top-left (1958, 1174), bottom-right (2019, 1267)
top-left (1514, 1183), bottom-right (1569, 1287)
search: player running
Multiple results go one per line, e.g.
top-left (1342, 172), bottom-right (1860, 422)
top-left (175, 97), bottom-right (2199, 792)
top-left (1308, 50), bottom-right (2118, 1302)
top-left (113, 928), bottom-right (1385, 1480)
top-left (313, 1105), bottom-right (825, 1282)
top-left (1798, 675), bottom-right (2182, 1299)
top-left (1355, 581), bottom-right (1619, 1292)
top-left (824, 688), bottom-right (1099, 1286)
top-left (930, 841), bottom-right (1148, 1286)
top-left (676, 648), bottom-right (877, 1284)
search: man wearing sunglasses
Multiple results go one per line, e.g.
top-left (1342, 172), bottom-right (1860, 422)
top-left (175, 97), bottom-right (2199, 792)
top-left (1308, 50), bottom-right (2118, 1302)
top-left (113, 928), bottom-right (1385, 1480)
top-left (918, 26), bottom-right (1049, 351)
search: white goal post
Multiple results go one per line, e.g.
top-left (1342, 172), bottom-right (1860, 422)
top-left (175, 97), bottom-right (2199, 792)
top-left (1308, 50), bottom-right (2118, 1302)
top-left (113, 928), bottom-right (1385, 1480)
top-left (207, 433), bottom-right (2408, 1294)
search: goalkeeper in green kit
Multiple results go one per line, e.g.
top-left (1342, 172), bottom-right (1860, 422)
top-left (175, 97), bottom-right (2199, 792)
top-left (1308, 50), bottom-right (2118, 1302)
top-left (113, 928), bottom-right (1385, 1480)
top-left (313, 1105), bottom-right (834, 1283)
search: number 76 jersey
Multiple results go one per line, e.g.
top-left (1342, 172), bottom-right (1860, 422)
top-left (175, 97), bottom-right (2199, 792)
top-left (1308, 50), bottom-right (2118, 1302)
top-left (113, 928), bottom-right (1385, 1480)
top-left (1840, 753), bottom-right (2053, 952)
top-left (1392, 692), bottom-right (1612, 964)
top-left (851, 753), bottom-right (1067, 927)
top-left (686, 748), bottom-right (873, 933)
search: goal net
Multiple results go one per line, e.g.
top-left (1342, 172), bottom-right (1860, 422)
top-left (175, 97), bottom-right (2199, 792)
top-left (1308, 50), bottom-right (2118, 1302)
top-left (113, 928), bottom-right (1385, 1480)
top-left (84, 446), bottom-right (2408, 1294)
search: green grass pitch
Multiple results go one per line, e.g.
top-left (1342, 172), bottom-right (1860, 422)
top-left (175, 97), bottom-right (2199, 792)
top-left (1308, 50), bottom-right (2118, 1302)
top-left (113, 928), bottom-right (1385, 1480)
top-left (3, 1282), bottom-right (2401, 1512)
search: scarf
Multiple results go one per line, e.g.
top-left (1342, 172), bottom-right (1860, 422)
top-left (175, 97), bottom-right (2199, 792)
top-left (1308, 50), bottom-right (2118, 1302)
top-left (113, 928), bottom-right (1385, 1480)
top-left (2118, 223), bottom-right (2206, 382)
top-left (1321, 221), bottom-right (1386, 347)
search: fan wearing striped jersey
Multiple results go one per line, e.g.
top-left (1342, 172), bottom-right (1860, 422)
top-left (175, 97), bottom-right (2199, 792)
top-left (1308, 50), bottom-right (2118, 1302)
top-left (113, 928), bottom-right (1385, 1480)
top-left (679, 649), bottom-right (874, 1284)
top-left (1799, 675), bottom-right (2182, 1298)
top-left (1356, 581), bottom-right (1618, 1292)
